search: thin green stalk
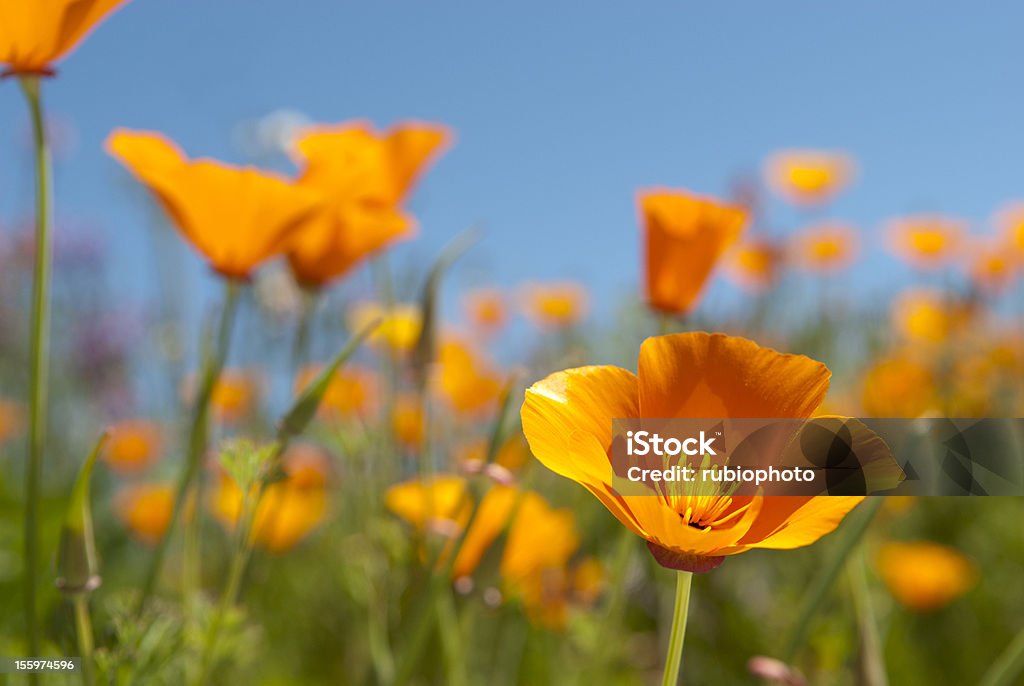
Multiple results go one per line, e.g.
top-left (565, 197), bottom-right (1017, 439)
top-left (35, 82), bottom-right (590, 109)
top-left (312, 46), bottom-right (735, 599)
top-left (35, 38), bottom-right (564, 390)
top-left (661, 571), bottom-right (694, 686)
top-left (20, 74), bottom-right (52, 668)
top-left (194, 531), bottom-right (250, 686)
top-left (136, 281), bottom-right (241, 618)
top-left (291, 288), bottom-right (319, 371)
top-left (849, 548), bottom-right (887, 686)
top-left (979, 625), bottom-right (1024, 686)
top-left (72, 595), bottom-right (95, 686)
top-left (783, 497), bottom-right (883, 661)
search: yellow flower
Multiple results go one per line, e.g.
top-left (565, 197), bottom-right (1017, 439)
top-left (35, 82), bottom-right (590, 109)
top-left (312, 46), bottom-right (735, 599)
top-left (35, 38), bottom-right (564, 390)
top-left (211, 444), bottom-right (330, 553)
top-left (967, 239), bottom-right (1017, 296)
top-left (723, 239), bottom-right (783, 293)
top-left (638, 189), bottom-right (748, 314)
top-left (294, 363), bottom-right (378, 421)
top-left (456, 434), bottom-right (532, 473)
top-left (885, 215), bottom-right (965, 271)
top-left (287, 121), bottom-right (450, 287)
top-left (861, 355), bottom-right (937, 418)
top-left (890, 289), bottom-right (963, 345)
top-left (385, 476), bottom-right (470, 534)
top-left (434, 337), bottom-right (504, 415)
top-left (392, 394), bottom-right (425, 450)
top-left (522, 332), bottom-right (864, 573)
top-left (994, 202), bottom-right (1024, 259)
top-left (0, 0), bottom-right (129, 76)
top-left (463, 288), bottom-right (507, 334)
top-left (764, 150), bottom-right (854, 206)
top-left (210, 369), bottom-right (261, 426)
top-left (103, 419), bottom-right (162, 474)
top-left (348, 301), bottom-right (422, 353)
top-left (876, 541), bottom-right (977, 611)
top-left (520, 282), bottom-right (588, 329)
top-left (571, 557), bottom-right (606, 606)
top-left (115, 483), bottom-right (174, 545)
top-left (0, 398), bottom-right (25, 445)
top-left (106, 130), bottom-right (322, 279)
top-left (790, 222), bottom-right (858, 273)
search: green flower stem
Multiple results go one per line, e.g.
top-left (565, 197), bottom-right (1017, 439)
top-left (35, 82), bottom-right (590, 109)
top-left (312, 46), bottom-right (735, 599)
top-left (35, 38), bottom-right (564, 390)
top-left (783, 497), bottom-right (883, 661)
top-left (291, 287), bottom-right (319, 372)
top-left (136, 280), bottom-right (241, 618)
top-left (72, 595), bottom-right (95, 686)
top-left (849, 548), bottom-right (888, 686)
top-left (979, 625), bottom-right (1024, 686)
top-left (661, 571), bottom-right (694, 686)
top-left (20, 74), bottom-right (52, 670)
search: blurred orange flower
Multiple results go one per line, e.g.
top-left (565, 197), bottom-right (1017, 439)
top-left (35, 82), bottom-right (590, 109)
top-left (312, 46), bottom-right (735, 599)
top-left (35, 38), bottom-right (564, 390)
top-left (0, 0), bottom-right (129, 76)
top-left (520, 281), bottom-right (588, 329)
top-left (638, 189), bottom-right (747, 314)
top-left (994, 202), bottom-right (1024, 259)
top-left (106, 130), bottom-right (322, 280)
top-left (457, 434), bottom-right (533, 473)
top-left (463, 288), bottom-right (507, 334)
top-left (891, 289), bottom-right (966, 345)
top-left (348, 301), bottom-right (422, 353)
top-left (211, 369), bottom-right (260, 426)
top-left (571, 557), bottom-right (606, 606)
top-left (764, 150), bottom-right (854, 206)
top-left (294, 363), bottom-right (378, 421)
top-left (876, 541), bottom-right (977, 611)
top-left (211, 444), bottom-right (330, 553)
top-left (0, 399), bottom-right (25, 445)
top-left (434, 337), bottom-right (504, 415)
top-left (522, 332), bottom-right (864, 573)
top-left (392, 394), bottom-right (425, 450)
top-left (885, 215), bottom-right (965, 270)
top-left (116, 483), bottom-right (174, 545)
top-left (967, 240), bottom-right (1017, 296)
top-left (790, 222), bottom-right (858, 273)
top-left (385, 475), bottom-right (470, 534)
top-left (723, 239), bottom-right (783, 293)
top-left (103, 419), bottom-right (162, 474)
top-left (287, 121), bottom-right (450, 287)
top-left (861, 355), bottom-right (937, 418)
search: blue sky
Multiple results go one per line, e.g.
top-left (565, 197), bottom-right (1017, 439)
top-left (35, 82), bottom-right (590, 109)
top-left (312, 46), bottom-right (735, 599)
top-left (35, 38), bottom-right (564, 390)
top-left (1, 1), bottom-right (1022, 325)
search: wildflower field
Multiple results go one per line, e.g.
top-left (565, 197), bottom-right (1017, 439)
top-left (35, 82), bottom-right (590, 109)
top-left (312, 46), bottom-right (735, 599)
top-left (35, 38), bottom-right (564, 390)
top-left (0, 2), bottom-right (1023, 685)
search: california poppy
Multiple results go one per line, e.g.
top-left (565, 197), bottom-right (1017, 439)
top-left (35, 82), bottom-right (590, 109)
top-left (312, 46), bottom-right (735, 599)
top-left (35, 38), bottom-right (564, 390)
top-left (103, 419), bottom-right (162, 474)
top-left (723, 239), bottom-right (782, 293)
top-left (994, 202), bottom-right (1024, 260)
top-left (861, 355), bottom-right (937, 418)
top-left (115, 483), bottom-right (174, 545)
top-left (463, 288), bottom-right (507, 334)
top-left (885, 215), bottom-right (965, 271)
top-left (764, 150), bottom-right (854, 206)
top-left (286, 121), bottom-right (450, 287)
top-left (876, 541), bottom-right (977, 611)
top-left (639, 190), bottom-right (747, 315)
top-left (106, 129), bottom-right (322, 280)
top-left (294, 363), bottom-right (378, 421)
top-left (0, 0), bottom-right (129, 76)
top-left (434, 337), bottom-right (504, 415)
top-left (790, 222), bottom-right (858, 273)
top-left (522, 332), bottom-right (865, 573)
top-left (890, 289), bottom-right (969, 345)
top-left (348, 301), bottom-right (422, 353)
top-left (520, 281), bottom-right (589, 329)
top-left (966, 239), bottom-right (1017, 295)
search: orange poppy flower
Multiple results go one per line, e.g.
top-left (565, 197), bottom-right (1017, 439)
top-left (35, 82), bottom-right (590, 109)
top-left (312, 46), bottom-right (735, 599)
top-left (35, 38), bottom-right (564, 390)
top-left (764, 150), bottom-right (854, 206)
top-left (209, 369), bottom-right (261, 425)
top-left (723, 239), bottom-right (783, 293)
top-left (294, 363), bottom-right (378, 421)
top-left (106, 130), bottom-right (322, 280)
top-left (521, 332), bottom-right (864, 573)
top-left (638, 190), bottom-right (747, 315)
top-left (876, 541), bottom-right (977, 611)
top-left (520, 281), bottom-right (589, 329)
top-left (994, 202), bottom-right (1024, 259)
top-left (463, 288), bottom-right (507, 333)
top-left (392, 394), bottom-right (425, 450)
top-left (348, 301), bottom-right (423, 353)
top-left (861, 355), bottom-right (937, 418)
top-left (0, 0), bottom-right (129, 76)
top-left (790, 222), bottom-right (858, 273)
top-left (286, 121), bottom-right (450, 287)
top-left (434, 337), bottom-right (504, 415)
top-left (966, 240), bottom-right (1017, 295)
top-left (885, 215), bottom-right (965, 270)
top-left (211, 444), bottom-right (330, 554)
top-left (891, 289), bottom-right (969, 345)
top-left (103, 419), bottom-right (162, 474)
top-left (115, 483), bottom-right (174, 545)
top-left (385, 475), bottom-right (471, 536)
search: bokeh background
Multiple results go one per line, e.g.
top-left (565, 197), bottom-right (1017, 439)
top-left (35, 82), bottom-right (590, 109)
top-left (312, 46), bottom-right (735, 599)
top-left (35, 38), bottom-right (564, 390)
top-left (1, 2), bottom-right (1024, 685)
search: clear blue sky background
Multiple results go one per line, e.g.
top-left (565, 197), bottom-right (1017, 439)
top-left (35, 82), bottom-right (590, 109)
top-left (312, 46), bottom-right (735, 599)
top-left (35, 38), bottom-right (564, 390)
top-left (1, 1), bottom-right (1022, 326)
